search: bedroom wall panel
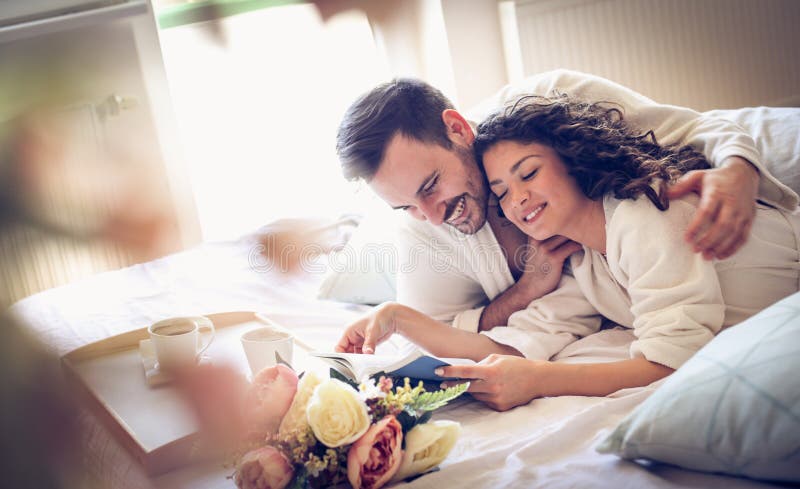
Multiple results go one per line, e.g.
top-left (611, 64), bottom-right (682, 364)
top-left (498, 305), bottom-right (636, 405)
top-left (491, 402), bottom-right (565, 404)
top-left (0, 2), bottom-right (196, 307)
top-left (513, 0), bottom-right (800, 110)
top-left (0, 98), bottom-right (135, 308)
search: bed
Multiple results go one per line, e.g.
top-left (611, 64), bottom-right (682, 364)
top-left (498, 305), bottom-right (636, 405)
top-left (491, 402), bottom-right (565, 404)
top-left (10, 225), bottom-right (795, 489)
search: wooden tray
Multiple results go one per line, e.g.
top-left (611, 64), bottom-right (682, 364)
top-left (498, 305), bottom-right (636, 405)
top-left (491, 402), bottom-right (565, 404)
top-left (61, 311), bottom-right (320, 476)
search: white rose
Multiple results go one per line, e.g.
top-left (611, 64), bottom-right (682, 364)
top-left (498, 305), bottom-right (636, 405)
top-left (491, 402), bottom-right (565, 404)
top-left (391, 420), bottom-right (461, 482)
top-left (278, 371), bottom-right (322, 439)
top-left (306, 378), bottom-right (370, 448)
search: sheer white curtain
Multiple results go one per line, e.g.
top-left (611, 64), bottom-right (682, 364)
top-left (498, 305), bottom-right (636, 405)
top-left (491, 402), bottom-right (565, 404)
top-left (158, 4), bottom-right (390, 241)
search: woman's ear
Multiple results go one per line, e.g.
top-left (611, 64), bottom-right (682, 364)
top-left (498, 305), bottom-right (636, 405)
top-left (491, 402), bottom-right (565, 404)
top-left (442, 109), bottom-right (475, 146)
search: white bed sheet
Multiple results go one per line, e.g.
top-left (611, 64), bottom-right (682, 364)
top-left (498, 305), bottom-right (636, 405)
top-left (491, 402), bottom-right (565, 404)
top-left (9, 234), bottom-right (784, 489)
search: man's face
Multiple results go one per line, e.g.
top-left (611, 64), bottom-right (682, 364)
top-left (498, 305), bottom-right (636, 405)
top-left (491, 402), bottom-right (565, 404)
top-left (369, 132), bottom-right (488, 235)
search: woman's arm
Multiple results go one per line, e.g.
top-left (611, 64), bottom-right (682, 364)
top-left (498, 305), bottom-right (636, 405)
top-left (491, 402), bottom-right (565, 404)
top-left (439, 355), bottom-right (673, 411)
top-left (335, 302), bottom-right (521, 361)
top-left (394, 305), bottom-right (522, 361)
top-left (336, 272), bottom-right (600, 361)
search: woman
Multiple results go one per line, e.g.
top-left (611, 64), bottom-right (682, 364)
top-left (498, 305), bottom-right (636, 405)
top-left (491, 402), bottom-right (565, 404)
top-left (336, 96), bottom-right (800, 410)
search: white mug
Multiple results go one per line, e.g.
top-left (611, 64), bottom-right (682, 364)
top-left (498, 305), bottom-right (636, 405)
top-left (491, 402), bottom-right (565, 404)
top-left (148, 316), bottom-right (215, 371)
top-left (241, 326), bottom-right (294, 375)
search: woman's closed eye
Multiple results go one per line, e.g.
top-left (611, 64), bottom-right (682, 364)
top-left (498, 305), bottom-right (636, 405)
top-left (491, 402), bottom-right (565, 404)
top-left (521, 169), bottom-right (538, 180)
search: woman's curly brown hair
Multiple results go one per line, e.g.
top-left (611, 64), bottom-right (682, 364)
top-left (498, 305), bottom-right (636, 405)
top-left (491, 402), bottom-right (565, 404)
top-left (473, 95), bottom-right (711, 211)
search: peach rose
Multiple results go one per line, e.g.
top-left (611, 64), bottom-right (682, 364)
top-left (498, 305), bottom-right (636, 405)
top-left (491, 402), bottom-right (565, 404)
top-left (347, 416), bottom-right (403, 489)
top-left (243, 365), bottom-right (298, 437)
top-left (235, 446), bottom-right (294, 489)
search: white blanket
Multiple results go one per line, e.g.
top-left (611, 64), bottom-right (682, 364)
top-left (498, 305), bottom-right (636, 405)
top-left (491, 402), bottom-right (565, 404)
top-left (10, 235), bottom-right (781, 489)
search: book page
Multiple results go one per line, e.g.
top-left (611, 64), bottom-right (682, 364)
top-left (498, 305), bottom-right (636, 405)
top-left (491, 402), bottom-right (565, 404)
top-left (311, 352), bottom-right (412, 380)
top-left (310, 350), bottom-right (474, 382)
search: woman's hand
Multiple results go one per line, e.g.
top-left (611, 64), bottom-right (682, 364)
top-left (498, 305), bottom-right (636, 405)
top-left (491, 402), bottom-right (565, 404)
top-left (335, 302), bottom-right (401, 354)
top-left (437, 354), bottom-right (548, 411)
top-left (666, 156), bottom-right (759, 260)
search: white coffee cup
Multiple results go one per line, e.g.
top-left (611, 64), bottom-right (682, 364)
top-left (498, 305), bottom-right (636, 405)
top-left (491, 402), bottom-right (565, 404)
top-left (148, 316), bottom-right (215, 371)
top-left (241, 326), bottom-right (294, 375)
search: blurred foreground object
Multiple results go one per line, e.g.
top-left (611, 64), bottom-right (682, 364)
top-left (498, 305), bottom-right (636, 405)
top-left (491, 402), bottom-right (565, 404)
top-left (0, 314), bottom-right (84, 489)
top-left (311, 0), bottom-right (395, 23)
top-left (0, 106), bottom-right (182, 487)
top-left (1, 110), bottom-right (180, 260)
top-left (257, 216), bottom-right (359, 275)
top-left (0, 107), bottom-right (183, 307)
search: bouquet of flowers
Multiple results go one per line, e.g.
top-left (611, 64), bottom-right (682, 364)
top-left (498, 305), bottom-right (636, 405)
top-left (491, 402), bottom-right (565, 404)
top-left (232, 365), bottom-right (468, 489)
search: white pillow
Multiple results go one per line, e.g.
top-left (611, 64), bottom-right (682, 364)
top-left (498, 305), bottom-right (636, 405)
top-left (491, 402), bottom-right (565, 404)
top-left (703, 107), bottom-right (800, 197)
top-left (597, 291), bottom-right (800, 482)
top-left (317, 206), bottom-right (398, 305)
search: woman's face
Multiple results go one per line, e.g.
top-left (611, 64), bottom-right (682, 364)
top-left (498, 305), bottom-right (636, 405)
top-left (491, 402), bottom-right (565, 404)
top-left (482, 141), bottom-right (593, 240)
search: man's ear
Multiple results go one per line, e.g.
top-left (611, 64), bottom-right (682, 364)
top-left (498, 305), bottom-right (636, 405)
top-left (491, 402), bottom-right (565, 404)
top-left (442, 109), bottom-right (475, 146)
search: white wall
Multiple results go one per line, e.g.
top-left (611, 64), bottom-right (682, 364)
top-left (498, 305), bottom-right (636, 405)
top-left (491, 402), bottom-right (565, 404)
top-left (513, 0), bottom-right (800, 110)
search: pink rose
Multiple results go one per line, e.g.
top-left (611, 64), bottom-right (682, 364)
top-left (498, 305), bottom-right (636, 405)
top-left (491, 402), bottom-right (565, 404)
top-left (243, 365), bottom-right (298, 437)
top-left (235, 446), bottom-right (294, 489)
top-left (347, 416), bottom-right (404, 489)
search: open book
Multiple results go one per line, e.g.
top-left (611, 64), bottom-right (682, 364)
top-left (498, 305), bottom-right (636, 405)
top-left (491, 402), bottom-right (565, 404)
top-left (310, 348), bottom-right (475, 383)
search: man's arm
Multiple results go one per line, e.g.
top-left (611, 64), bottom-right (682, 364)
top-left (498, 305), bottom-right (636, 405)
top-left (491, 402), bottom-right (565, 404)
top-left (469, 69), bottom-right (798, 259)
top-left (478, 234), bottom-right (581, 331)
top-left (396, 213), bottom-right (580, 334)
top-left (546, 69), bottom-right (793, 259)
top-left (667, 155), bottom-right (759, 259)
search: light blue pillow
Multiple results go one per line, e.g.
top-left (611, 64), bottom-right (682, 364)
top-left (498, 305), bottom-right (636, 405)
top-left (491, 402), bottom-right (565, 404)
top-left (597, 291), bottom-right (800, 482)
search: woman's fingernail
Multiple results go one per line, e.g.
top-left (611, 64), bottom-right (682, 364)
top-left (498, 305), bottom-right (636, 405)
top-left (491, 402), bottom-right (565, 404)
top-left (440, 382), bottom-right (447, 389)
top-left (434, 368), bottom-right (444, 376)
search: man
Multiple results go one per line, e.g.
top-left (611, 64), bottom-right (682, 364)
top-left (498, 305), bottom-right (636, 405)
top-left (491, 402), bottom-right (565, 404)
top-left (334, 69), bottom-right (798, 352)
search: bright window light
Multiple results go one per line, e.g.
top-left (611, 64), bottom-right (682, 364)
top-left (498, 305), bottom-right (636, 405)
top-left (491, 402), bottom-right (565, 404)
top-left (158, 4), bottom-right (391, 241)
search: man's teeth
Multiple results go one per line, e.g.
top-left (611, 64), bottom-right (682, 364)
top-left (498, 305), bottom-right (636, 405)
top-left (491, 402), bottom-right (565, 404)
top-left (447, 196), bottom-right (465, 223)
top-left (524, 204), bottom-right (545, 222)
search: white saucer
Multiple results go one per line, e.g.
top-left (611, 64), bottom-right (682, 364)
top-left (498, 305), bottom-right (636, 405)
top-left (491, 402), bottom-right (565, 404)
top-left (138, 339), bottom-right (211, 387)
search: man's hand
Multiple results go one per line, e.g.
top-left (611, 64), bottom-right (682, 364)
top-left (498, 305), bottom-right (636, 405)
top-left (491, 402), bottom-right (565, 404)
top-left (478, 235), bottom-right (580, 332)
top-left (437, 354), bottom-right (546, 411)
top-left (517, 235), bottom-right (581, 294)
top-left (666, 156), bottom-right (759, 260)
top-left (335, 302), bottom-right (400, 354)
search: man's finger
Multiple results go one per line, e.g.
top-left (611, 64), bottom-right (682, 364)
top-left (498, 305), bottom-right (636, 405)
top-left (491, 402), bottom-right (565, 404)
top-left (541, 235), bottom-right (569, 251)
top-left (551, 240), bottom-right (583, 262)
top-left (666, 171), bottom-right (704, 199)
top-left (694, 206), bottom-right (736, 255)
top-left (685, 195), bottom-right (721, 244)
top-left (713, 215), bottom-right (752, 259)
top-left (710, 230), bottom-right (742, 260)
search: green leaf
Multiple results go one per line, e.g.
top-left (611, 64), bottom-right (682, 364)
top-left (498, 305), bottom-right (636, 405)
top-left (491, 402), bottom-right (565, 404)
top-left (410, 382), bottom-right (469, 412)
top-left (286, 467), bottom-right (309, 489)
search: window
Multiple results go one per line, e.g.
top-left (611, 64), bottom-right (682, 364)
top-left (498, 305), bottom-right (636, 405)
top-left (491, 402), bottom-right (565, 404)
top-left (158, 4), bottom-right (390, 241)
